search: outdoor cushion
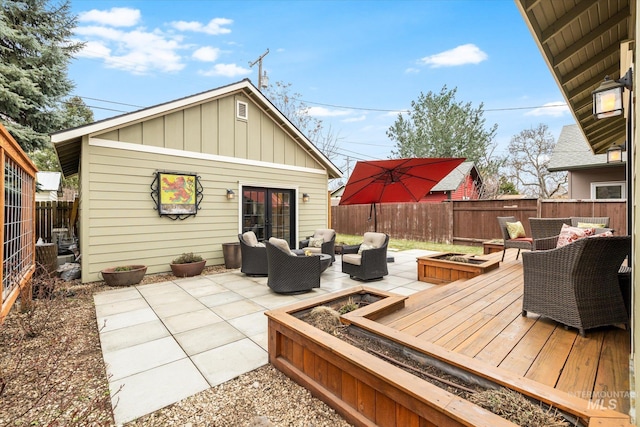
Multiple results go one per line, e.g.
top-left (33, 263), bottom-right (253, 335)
top-left (269, 237), bottom-right (294, 256)
top-left (556, 224), bottom-right (595, 248)
top-left (313, 229), bottom-right (335, 241)
top-left (505, 221), bottom-right (526, 239)
top-left (363, 232), bottom-right (386, 248)
top-left (358, 242), bottom-right (377, 255)
top-left (342, 253), bottom-right (362, 266)
top-left (243, 231), bottom-right (259, 247)
top-left (309, 237), bottom-right (324, 248)
top-left (577, 222), bottom-right (606, 229)
top-left (589, 230), bottom-right (614, 238)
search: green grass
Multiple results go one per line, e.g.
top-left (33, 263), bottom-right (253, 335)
top-left (336, 234), bottom-right (483, 255)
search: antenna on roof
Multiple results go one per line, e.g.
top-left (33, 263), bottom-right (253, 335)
top-left (249, 49), bottom-right (270, 90)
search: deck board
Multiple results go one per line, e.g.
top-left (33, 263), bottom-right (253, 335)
top-left (376, 248), bottom-right (631, 414)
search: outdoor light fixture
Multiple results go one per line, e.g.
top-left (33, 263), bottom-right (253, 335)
top-left (607, 143), bottom-right (626, 163)
top-left (302, 193), bottom-right (310, 203)
top-left (226, 189), bottom-right (235, 200)
top-left (592, 68), bottom-right (633, 119)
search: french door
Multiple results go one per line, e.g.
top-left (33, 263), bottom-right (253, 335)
top-left (242, 187), bottom-right (296, 247)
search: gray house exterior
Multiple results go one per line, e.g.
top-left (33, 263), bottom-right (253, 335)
top-left (548, 124), bottom-right (626, 200)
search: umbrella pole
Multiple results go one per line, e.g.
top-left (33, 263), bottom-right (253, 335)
top-left (372, 203), bottom-right (394, 263)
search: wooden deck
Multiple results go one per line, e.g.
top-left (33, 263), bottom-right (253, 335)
top-left (377, 248), bottom-right (631, 415)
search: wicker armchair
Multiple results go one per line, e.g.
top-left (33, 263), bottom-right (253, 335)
top-left (342, 232), bottom-right (389, 281)
top-left (265, 239), bottom-right (321, 293)
top-left (521, 235), bottom-right (630, 336)
top-left (529, 217), bottom-right (571, 250)
top-left (238, 232), bottom-right (267, 276)
top-left (570, 217), bottom-right (610, 227)
top-left (497, 216), bottom-right (533, 261)
top-left (299, 229), bottom-right (336, 262)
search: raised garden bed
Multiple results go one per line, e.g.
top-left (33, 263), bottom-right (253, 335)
top-left (483, 239), bottom-right (504, 255)
top-left (417, 252), bottom-right (500, 284)
top-left (265, 287), bottom-right (631, 427)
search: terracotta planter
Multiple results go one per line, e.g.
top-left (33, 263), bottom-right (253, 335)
top-left (101, 265), bottom-right (147, 286)
top-left (170, 260), bottom-right (206, 277)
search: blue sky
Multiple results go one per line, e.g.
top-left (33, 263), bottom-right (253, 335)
top-left (68, 0), bottom-right (571, 177)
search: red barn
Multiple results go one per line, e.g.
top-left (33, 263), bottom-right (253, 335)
top-left (421, 162), bottom-right (482, 202)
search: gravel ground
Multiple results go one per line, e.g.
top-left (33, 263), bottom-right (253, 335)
top-left (0, 267), bottom-right (352, 427)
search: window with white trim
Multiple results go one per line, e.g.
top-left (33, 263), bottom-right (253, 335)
top-left (590, 181), bottom-right (626, 199)
top-left (236, 101), bottom-right (248, 120)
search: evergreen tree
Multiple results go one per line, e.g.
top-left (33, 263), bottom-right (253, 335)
top-left (387, 86), bottom-right (503, 195)
top-left (29, 96), bottom-right (93, 190)
top-left (387, 86), bottom-right (498, 162)
top-left (0, 0), bottom-right (83, 151)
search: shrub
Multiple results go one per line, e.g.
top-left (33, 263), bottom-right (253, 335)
top-left (172, 252), bottom-right (203, 264)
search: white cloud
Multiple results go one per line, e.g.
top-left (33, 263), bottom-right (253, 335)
top-left (198, 63), bottom-right (251, 77)
top-left (78, 7), bottom-right (141, 27)
top-left (420, 43), bottom-right (488, 68)
top-left (76, 40), bottom-right (111, 59)
top-left (74, 25), bottom-right (185, 74)
top-left (171, 18), bottom-right (232, 35)
top-left (525, 101), bottom-right (569, 117)
top-left (304, 106), bottom-right (351, 117)
top-left (405, 67), bottom-right (420, 74)
top-left (192, 46), bottom-right (220, 62)
top-left (342, 115), bottom-right (366, 123)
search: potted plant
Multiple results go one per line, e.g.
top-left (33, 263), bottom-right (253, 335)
top-left (170, 252), bottom-right (206, 277)
top-left (100, 265), bottom-right (147, 286)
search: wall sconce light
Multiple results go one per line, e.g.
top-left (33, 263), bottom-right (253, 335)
top-left (592, 68), bottom-right (633, 119)
top-left (226, 189), bottom-right (235, 200)
top-left (606, 143), bottom-right (625, 163)
top-left (302, 193), bottom-right (310, 203)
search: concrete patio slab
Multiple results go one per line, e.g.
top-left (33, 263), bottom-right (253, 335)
top-left (96, 249), bottom-right (439, 424)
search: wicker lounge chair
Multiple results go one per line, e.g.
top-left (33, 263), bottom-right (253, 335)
top-left (529, 217), bottom-right (571, 250)
top-left (238, 231), bottom-right (267, 276)
top-left (341, 232), bottom-right (389, 281)
top-left (265, 238), bottom-right (321, 293)
top-left (521, 235), bottom-right (630, 336)
top-left (497, 216), bottom-right (533, 261)
top-left (299, 229), bottom-right (336, 262)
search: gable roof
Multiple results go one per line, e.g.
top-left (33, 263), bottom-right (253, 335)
top-left (36, 171), bottom-right (61, 191)
top-left (548, 124), bottom-right (623, 172)
top-left (430, 161), bottom-right (481, 192)
top-left (515, 1), bottom-right (633, 154)
top-left (51, 79), bottom-right (341, 179)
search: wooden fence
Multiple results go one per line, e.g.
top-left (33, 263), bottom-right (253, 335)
top-left (35, 201), bottom-right (75, 243)
top-left (331, 198), bottom-right (627, 245)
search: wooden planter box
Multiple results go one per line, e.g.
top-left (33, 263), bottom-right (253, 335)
top-left (265, 287), bottom-right (630, 427)
top-left (483, 241), bottom-right (504, 255)
top-left (417, 252), bottom-right (499, 284)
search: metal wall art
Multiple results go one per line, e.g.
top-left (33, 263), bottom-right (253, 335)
top-left (150, 171), bottom-right (203, 220)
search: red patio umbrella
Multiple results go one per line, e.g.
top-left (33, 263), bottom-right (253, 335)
top-left (339, 157), bottom-right (465, 231)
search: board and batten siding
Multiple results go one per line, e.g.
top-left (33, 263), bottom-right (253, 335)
top-left (79, 141), bottom-right (329, 282)
top-left (96, 93), bottom-right (322, 171)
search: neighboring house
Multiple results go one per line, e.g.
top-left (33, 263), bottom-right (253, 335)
top-left (548, 124), bottom-right (626, 200)
top-left (35, 171), bottom-right (61, 202)
top-left (51, 79), bottom-right (342, 282)
top-left (330, 185), bottom-right (345, 206)
top-left (421, 162), bottom-right (482, 202)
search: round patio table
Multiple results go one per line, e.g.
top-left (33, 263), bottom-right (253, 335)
top-left (292, 250), bottom-right (332, 273)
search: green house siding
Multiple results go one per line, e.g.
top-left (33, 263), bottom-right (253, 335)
top-left (96, 94), bottom-right (322, 172)
top-left (79, 142), bottom-right (329, 282)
